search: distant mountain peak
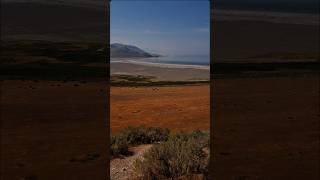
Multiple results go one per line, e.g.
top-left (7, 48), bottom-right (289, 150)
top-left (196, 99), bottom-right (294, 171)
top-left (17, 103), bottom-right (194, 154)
top-left (111, 43), bottom-right (160, 58)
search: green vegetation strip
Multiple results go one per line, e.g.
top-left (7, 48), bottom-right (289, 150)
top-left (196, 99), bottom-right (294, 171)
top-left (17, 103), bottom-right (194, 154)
top-left (111, 75), bottom-right (209, 86)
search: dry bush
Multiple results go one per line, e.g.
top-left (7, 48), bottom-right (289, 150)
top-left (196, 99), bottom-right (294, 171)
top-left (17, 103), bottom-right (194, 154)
top-left (110, 126), bottom-right (170, 158)
top-left (134, 131), bottom-right (210, 180)
top-left (110, 135), bottom-right (130, 158)
top-left (118, 126), bottom-right (170, 145)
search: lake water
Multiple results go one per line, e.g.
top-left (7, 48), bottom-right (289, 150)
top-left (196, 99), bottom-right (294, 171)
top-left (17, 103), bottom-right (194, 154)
top-left (137, 55), bottom-right (210, 66)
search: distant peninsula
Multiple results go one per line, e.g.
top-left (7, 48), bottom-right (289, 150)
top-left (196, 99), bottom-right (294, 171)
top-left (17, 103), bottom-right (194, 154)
top-left (111, 43), bottom-right (161, 58)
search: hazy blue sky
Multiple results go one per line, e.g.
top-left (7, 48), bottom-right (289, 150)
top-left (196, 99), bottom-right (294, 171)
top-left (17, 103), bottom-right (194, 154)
top-left (111, 0), bottom-right (210, 56)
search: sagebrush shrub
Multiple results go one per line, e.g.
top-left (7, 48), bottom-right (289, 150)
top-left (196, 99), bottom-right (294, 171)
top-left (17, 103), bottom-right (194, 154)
top-left (110, 126), bottom-right (170, 157)
top-left (180, 129), bottom-right (210, 148)
top-left (119, 126), bottom-right (170, 145)
top-left (110, 135), bottom-right (129, 157)
top-left (134, 131), bottom-right (209, 179)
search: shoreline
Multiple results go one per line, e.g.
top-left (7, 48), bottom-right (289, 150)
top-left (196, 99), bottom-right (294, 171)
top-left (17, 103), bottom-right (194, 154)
top-left (111, 58), bottom-right (210, 70)
top-left (111, 61), bottom-right (210, 81)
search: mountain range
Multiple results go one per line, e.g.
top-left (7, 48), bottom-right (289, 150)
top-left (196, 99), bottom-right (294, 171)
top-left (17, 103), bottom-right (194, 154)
top-left (111, 43), bottom-right (160, 58)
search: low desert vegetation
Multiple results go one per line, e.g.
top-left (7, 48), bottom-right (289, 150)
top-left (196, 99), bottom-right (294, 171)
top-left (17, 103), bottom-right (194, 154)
top-left (111, 74), bottom-right (210, 86)
top-left (110, 135), bottom-right (131, 157)
top-left (110, 126), bottom-right (210, 179)
top-left (134, 130), bottom-right (209, 180)
top-left (110, 126), bottom-right (170, 158)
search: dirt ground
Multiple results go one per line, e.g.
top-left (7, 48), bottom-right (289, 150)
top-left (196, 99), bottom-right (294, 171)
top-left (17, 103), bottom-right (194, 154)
top-left (111, 74), bottom-right (319, 179)
top-left (110, 144), bottom-right (153, 180)
top-left (110, 85), bottom-right (210, 134)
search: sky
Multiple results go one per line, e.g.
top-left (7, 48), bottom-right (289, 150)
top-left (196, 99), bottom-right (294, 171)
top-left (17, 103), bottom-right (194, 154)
top-left (111, 0), bottom-right (210, 56)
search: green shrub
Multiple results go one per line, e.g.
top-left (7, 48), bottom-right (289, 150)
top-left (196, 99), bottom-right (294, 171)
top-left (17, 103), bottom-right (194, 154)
top-left (110, 126), bottom-right (170, 158)
top-left (119, 126), bottom-right (170, 145)
top-left (174, 130), bottom-right (210, 149)
top-left (134, 131), bottom-right (209, 179)
top-left (145, 127), bottom-right (171, 143)
top-left (110, 135), bottom-right (130, 158)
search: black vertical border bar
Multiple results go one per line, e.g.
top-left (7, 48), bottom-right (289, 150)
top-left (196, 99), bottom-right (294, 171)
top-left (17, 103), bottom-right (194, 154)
top-left (106, 0), bottom-right (111, 179)
top-left (209, 0), bottom-right (214, 179)
top-left (318, 4), bottom-right (320, 176)
top-left (0, 0), bottom-right (3, 178)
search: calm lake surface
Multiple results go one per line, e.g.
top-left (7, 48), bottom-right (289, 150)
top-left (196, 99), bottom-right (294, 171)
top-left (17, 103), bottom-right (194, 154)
top-left (138, 55), bottom-right (210, 66)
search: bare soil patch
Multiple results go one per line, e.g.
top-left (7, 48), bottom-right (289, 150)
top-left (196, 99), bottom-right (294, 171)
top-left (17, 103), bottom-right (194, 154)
top-left (110, 144), bottom-right (153, 180)
top-left (110, 85), bottom-right (210, 134)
